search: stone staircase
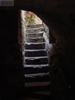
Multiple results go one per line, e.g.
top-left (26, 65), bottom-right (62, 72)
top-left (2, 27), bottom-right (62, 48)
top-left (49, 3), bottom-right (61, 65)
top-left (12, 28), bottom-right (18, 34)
top-left (23, 24), bottom-right (50, 100)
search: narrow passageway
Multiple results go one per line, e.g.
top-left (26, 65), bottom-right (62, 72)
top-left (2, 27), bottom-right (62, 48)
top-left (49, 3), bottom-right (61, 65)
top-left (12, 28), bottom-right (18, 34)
top-left (1, 1), bottom-right (75, 100)
top-left (22, 20), bottom-right (51, 99)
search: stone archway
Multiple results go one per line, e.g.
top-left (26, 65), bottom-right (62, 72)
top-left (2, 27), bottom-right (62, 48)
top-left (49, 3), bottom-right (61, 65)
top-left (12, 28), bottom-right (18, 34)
top-left (1, 0), bottom-right (75, 100)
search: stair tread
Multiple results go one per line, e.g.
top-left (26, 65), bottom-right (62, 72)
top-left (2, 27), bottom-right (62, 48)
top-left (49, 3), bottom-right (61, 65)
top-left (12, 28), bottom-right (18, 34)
top-left (24, 67), bottom-right (49, 74)
top-left (27, 24), bottom-right (43, 27)
top-left (24, 64), bottom-right (49, 68)
top-left (24, 49), bottom-right (46, 52)
top-left (25, 85), bottom-right (50, 92)
top-left (24, 57), bottom-right (48, 65)
top-left (24, 73), bottom-right (49, 82)
top-left (24, 56), bottom-right (48, 59)
top-left (25, 81), bottom-right (50, 87)
top-left (25, 94), bottom-right (51, 100)
top-left (25, 42), bottom-right (45, 44)
top-left (25, 37), bottom-right (44, 39)
top-left (27, 29), bottom-right (44, 33)
top-left (25, 50), bottom-right (47, 57)
top-left (25, 77), bottom-right (49, 82)
top-left (24, 64), bottom-right (49, 74)
top-left (24, 72), bottom-right (49, 77)
top-left (32, 90), bottom-right (50, 96)
top-left (25, 37), bottom-right (44, 42)
top-left (27, 24), bottom-right (42, 25)
top-left (26, 31), bottom-right (44, 34)
top-left (27, 27), bottom-right (44, 30)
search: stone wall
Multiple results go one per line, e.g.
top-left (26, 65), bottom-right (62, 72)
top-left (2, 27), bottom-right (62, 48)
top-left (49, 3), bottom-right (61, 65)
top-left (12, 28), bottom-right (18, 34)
top-left (34, 11), bottom-right (75, 100)
top-left (1, 10), bottom-right (24, 99)
top-left (43, 20), bottom-right (75, 100)
top-left (0, 1), bottom-right (75, 100)
top-left (43, 23), bottom-right (53, 63)
top-left (49, 20), bottom-right (75, 100)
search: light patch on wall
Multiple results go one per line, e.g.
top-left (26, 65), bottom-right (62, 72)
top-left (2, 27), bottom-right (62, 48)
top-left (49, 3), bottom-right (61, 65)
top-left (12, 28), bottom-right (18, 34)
top-left (0, 0), bottom-right (14, 6)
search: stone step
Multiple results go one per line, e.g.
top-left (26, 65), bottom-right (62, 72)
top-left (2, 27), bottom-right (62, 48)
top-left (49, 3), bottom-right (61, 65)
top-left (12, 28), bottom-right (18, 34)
top-left (24, 64), bottom-right (49, 68)
top-left (23, 91), bottom-right (52, 100)
top-left (25, 42), bottom-right (45, 49)
top-left (25, 91), bottom-right (51, 99)
top-left (25, 92), bottom-right (51, 100)
top-left (25, 85), bottom-right (50, 92)
top-left (27, 27), bottom-right (44, 30)
top-left (24, 49), bottom-right (46, 52)
top-left (24, 72), bottom-right (49, 82)
top-left (26, 31), bottom-right (44, 34)
top-left (25, 72), bottom-right (49, 77)
top-left (24, 66), bottom-right (49, 74)
top-left (27, 28), bottom-right (44, 33)
top-left (24, 56), bottom-right (48, 65)
top-left (25, 81), bottom-right (50, 87)
top-left (25, 37), bottom-right (44, 42)
top-left (26, 31), bottom-right (44, 37)
top-left (25, 49), bottom-right (47, 57)
top-left (27, 24), bottom-right (43, 28)
top-left (33, 90), bottom-right (50, 96)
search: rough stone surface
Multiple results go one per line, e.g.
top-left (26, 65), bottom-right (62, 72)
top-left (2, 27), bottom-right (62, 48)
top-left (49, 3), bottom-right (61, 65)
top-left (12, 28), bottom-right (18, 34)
top-left (1, 11), bottom-right (24, 99)
top-left (25, 43), bottom-right (45, 49)
top-left (0, 0), bottom-right (75, 100)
